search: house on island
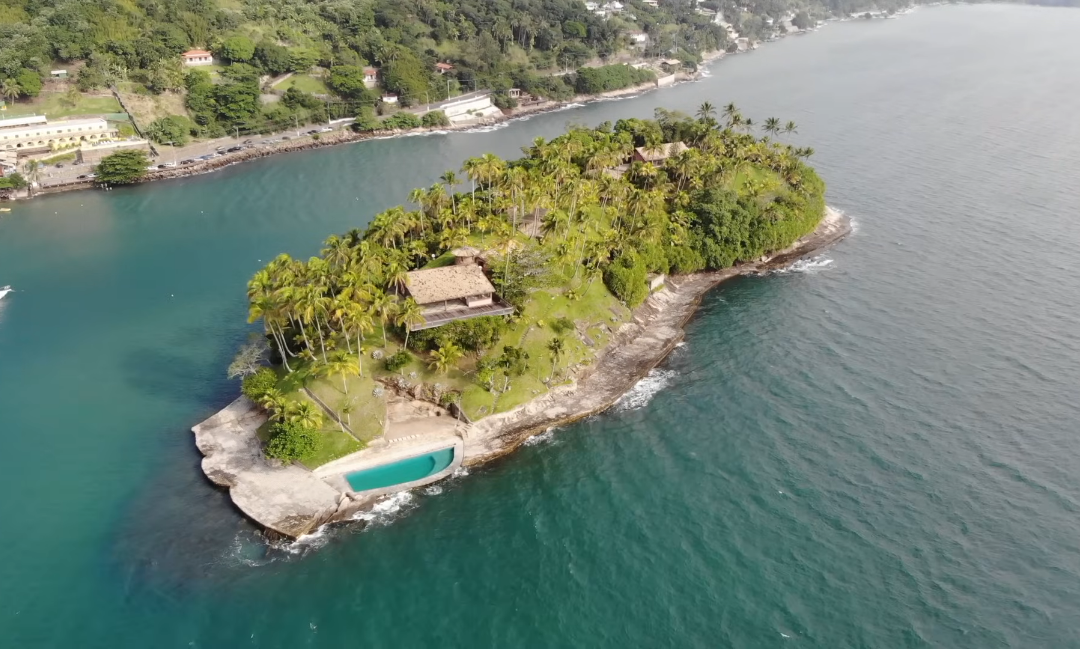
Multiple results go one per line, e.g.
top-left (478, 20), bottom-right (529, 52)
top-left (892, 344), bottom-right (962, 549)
top-left (402, 254), bottom-right (514, 330)
top-left (632, 141), bottom-right (688, 163)
top-left (181, 49), bottom-right (213, 67)
top-left (381, 93), bottom-right (399, 104)
top-left (435, 62), bottom-right (454, 75)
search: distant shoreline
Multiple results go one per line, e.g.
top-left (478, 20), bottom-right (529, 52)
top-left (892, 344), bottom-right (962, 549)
top-left (193, 208), bottom-right (852, 539)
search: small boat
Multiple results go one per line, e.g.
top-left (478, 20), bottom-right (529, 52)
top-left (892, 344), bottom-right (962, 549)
top-left (0, 285), bottom-right (11, 301)
top-left (0, 208), bottom-right (11, 212)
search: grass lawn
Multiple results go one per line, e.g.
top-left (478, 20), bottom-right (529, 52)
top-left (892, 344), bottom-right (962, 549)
top-left (274, 74), bottom-right (329, 95)
top-left (2, 92), bottom-right (122, 119)
top-left (305, 369), bottom-right (388, 445)
top-left (115, 87), bottom-right (187, 130)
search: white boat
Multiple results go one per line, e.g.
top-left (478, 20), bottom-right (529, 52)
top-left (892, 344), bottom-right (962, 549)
top-left (0, 285), bottom-right (11, 301)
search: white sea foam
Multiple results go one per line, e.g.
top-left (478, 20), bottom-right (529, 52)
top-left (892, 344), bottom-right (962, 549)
top-left (352, 491), bottom-right (417, 527)
top-left (269, 523), bottom-right (332, 556)
top-left (462, 122), bottom-right (510, 134)
top-left (423, 485), bottom-right (444, 496)
top-left (616, 368), bottom-right (678, 411)
top-left (524, 427), bottom-right (556, 446)
top-left (774, 255), bottom-right (835, 275)
top-left (452, 466), bottom-right (470, 478)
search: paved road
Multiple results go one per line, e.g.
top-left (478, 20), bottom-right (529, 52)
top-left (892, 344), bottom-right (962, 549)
top-left (36, 119), bottom-right (353, 187)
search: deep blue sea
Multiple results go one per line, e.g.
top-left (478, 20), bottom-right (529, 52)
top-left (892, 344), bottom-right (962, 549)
top-left (2, 5), bottom-right (1080, 647)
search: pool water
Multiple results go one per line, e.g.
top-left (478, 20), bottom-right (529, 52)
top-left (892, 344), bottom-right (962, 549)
top-left (345, 447), bottom-right (456, 492)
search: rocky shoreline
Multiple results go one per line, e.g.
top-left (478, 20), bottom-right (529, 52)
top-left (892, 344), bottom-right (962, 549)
top-left (193, 207), bottom-right (851, 539)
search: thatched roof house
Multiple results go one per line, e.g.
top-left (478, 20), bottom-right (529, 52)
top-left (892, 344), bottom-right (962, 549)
top-left (632, 141), bottom-right (689, 163)
top-left (403, 265), bottom-right (514, 330)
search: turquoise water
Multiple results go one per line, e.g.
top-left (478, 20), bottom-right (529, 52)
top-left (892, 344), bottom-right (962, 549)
top-left (345, 448), bottom-right (455, 492)
top-left (2, 5), bottom-right (1080, 647)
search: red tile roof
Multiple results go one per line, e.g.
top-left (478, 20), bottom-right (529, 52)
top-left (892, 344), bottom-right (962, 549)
top-left (182, 49), bottom-right (212, 58)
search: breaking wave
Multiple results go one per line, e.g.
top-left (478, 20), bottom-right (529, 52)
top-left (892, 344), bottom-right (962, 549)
top-left (616, 368), bottom-right (679, 411)
top-left (352, 491), bottom-right (418, 528)
top-left (524, 428), bottom-right (557, 446)
top-left (774, 255), bottom-right (835, 275)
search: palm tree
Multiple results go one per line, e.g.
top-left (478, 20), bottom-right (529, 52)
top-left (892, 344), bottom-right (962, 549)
top-left (723, 102), bottom-right (741, 129)
top-left (258, 388), bottom-right (286, 420)
top-left (696, 101), bottom-right (716, 123)
top-left (763, 117), bottom-right (781, 138)
top-left (783, 120), bottom-right (798, 136)
top-left (428, 341), bottom-right (464, 373)
top-left (324, 350), bottom-right (359, 395)
top-left (394, 297), bottom-right (426, 349)
top-left (345, 302), bottom-right (374, 376)
top-left (369, 289), bottom-right (396, 349)
top-left (547, 337), bottom-right (565, 381)
top-left (285, 400), bottom-right (323, 429)
top-left (0, 78), bottom-right (19, 104)
top-left (440, 170), bottom-right (459, 214)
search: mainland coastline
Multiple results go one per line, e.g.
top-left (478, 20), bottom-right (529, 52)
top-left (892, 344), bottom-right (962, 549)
top-left (194, 207), bottom-right (850, 539)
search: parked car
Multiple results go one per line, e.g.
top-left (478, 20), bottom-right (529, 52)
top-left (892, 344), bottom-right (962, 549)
top-left (281, 136), bottom-right (291, 140)
top-left (243, 139), bottom-right (254, 145)
top-left (226, 146), bottom-right (243, 153)
top-left (319, 127), bottom-right (333, 133)
top-left (180, 159), bottom-right (196, 165)
top-left (55, 163), bottom-right (64, 168)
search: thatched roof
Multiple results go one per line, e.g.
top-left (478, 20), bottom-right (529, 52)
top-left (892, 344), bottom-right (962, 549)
top-left (633, 141), bottom-right (688, 162)
top-left (405, 265), bottom-right (495, 304)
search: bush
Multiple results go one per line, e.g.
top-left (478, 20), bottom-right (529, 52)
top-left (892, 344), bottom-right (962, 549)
top-left (385, 350), bottom-right (412, 372)
top-left (265, 420), bottom-right (318, 462)
top-left (421, 110), bottom-right (449, 127)
top-left (551, 316), bottom-right (575, 335)
top-left (241, 367), bottom-right (278, 401)
top-left (603, 252), bottom-right (649, 307)
top-left (382, 112), bottom-right (423, 130)
top-left (352, 106), bottom-right (380, 132)
top-left (409, 316), bottom-right (507, 353)
top-left (146, 115), bottom-right (196, 146)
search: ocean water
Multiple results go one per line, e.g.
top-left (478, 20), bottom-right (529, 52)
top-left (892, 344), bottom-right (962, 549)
top-left (3, 5), bottom-right (1080, 647)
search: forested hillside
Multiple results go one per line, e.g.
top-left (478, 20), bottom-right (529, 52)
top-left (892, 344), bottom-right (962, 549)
top-left (0, 0), bottom-right (1028, 141)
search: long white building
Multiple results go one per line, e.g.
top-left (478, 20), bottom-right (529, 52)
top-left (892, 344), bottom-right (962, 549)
top-left (0, 116), bottom-right (116, 153)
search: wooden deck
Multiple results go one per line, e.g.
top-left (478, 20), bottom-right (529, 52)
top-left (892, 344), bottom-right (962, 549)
top-left (412, 299), bottom-right (515, 330)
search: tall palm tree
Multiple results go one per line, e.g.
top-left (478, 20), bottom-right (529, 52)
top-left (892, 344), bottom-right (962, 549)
top-left (440, 170), bottom-right (459, 215)
top-left (547, 337), bottom-right (565, 381)
top-left (324, 350), bottom-right (359, 395)
top-left (696, 101), bottom-right (716, 123)
top-left (722, 102), bottom-right (741, 129)
top-left (763, 117), bottom-right (781, 138)
top-left (369, 289), bottom-right (396, 349)
top-left (394, 297), bottom-right (426, 349)
top-left (783, 120), bottom-right (798, 136)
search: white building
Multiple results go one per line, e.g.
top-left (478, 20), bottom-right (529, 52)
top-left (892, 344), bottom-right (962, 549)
top-left (0, 117), bottom-right (116, 153)
top-left (363, 67), bottom-right (378, 89)
top-left (181, 49), bottom-right (213, 67)
top-left (628, 31), bottom-right (649, 45)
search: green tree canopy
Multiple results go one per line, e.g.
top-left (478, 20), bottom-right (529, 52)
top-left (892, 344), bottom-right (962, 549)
top-left (95, 150), bottom-right (150, 185)
top-left (218, 35), bottom-right (255, 63)
top-left (146, 115), bottom-right (196, 146)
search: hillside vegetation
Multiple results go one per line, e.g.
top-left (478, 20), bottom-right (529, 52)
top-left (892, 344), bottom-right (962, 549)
top-left (239, 103), bottom-right (825, 464)
top-left (3, 0), bottom-right (918, 139)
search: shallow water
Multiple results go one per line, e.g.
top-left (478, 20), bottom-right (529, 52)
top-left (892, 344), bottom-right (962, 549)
top-left (3, 5), bottom-right (1080, 647)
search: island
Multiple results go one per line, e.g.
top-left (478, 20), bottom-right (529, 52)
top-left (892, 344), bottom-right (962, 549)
top-left (193, 104), bottom-right (851, 538)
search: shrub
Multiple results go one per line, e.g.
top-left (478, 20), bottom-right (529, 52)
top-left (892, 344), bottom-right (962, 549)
top-left (421, 110), bottom-right (449, 127)
top-left (603, 252), bottom-right (649, 307)
top-left (382, 112), bottom-right (423, 130)
top-left (497, 345), bottom-right (529, 377)
top-left (385, 350), bottom-right (412, 372)
top-left (551, 316), bottom-right (575, 335)
top-left (265, 420), bottom-right (318, 462)
top-left (409, 316), bottom-right (506, 353)
top-left (146, 115), bottom-right (196, 146)
top-left (241, 367), bottom-right (278, 401)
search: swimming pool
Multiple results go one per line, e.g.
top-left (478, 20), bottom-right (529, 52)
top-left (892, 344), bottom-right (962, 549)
top-left (344, 447), bottom-right (456, 492)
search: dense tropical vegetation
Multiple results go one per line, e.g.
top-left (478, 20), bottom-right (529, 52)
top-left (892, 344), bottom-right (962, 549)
top-left (240, 103), bottom-right (825, 464)
top-left (1, 0), bottom-right (931, 140)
